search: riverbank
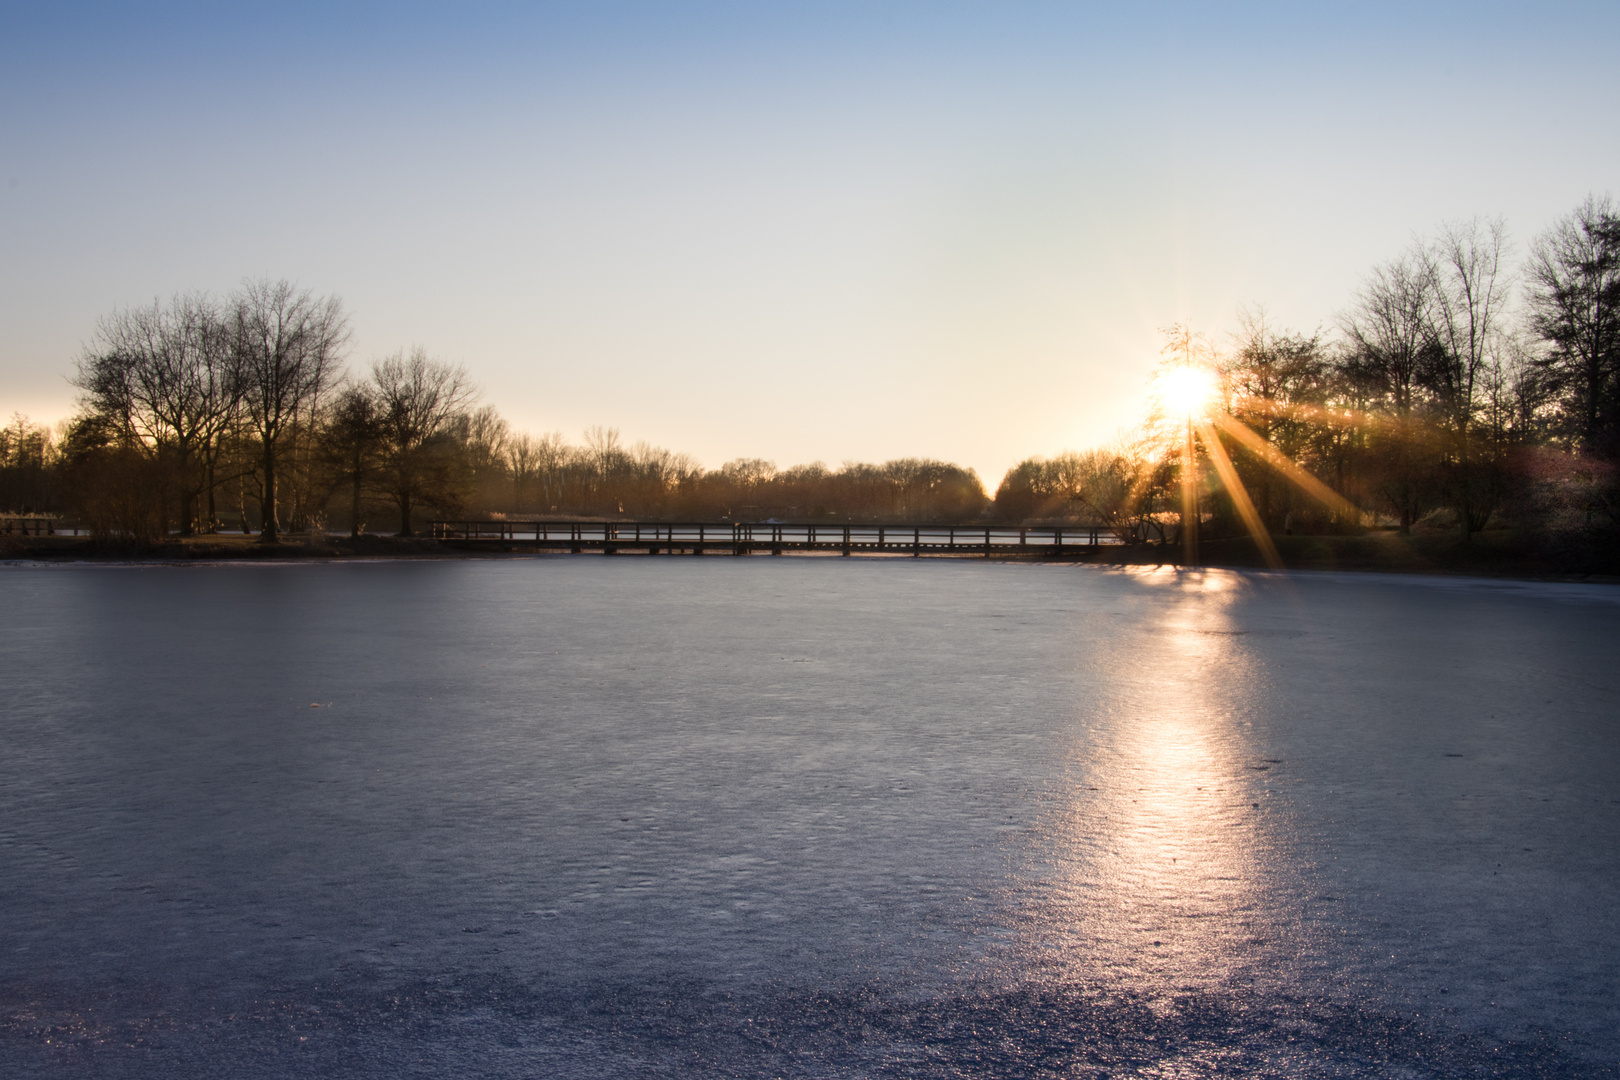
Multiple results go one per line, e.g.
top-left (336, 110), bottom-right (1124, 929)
top-left (3, 528), bottom-right (1615, 582)
top-left (0, 533), bottom-right (453, 561)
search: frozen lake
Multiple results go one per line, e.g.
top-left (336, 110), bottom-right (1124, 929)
top-left (2, 557), bottom-right (1618, 1077)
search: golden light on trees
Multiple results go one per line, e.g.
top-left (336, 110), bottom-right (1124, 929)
top-left (1146, 324), bottom-right (1358, 571)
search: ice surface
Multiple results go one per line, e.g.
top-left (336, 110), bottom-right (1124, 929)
top-left (1, 557), bottom-right (1617, 1077)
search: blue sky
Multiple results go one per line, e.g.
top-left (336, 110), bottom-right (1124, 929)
top-left (3, 2), bottom-right (1616, 481)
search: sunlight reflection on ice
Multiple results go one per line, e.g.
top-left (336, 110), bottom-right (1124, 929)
top-left (1023, 569), bottom-right (1278, 999)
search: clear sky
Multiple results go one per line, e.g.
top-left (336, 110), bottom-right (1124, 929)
top-left (2, 2), bottom-right (1616, 483)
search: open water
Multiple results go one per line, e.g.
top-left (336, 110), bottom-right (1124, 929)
top-left (1, 556), bottom-right (1618, 1078)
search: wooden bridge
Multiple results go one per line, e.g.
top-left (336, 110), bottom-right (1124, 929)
top-left (430, 521), bottom-right (1120, 557)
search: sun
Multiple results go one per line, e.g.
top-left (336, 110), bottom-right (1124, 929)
top-left (1135, 328), bottom-right (1363, 571)
top-left (1159, 365), bottom-right (1219, 418)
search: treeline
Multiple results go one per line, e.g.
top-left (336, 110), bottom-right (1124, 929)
top-left (6, 196), bottom-right (1615, 550)
top-left (2, 282), bottom-right (984, 536)
top-left (997, 197), bottom-right (1620, 552)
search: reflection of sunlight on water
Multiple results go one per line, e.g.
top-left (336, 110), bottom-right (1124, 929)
top-left (1022, 570), bottom-right (1279, 998)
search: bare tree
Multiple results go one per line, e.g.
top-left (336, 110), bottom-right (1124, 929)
top-left (231, 279), bottom-right (349, 541)
top-left (776, 461), bottom-right (832, 518)
top-left (625, 441), bottom-right (700, 516)
top-left (530, 431), bottom-right (572, 512)
top-left (1069, 446), bottom-right (1151, 541)
top-left (372, 348), bottom-right (476, 535)
top-left (994, 445), bottom-right (1146, 538)
top-left (458, 405), bottom-right (511, 510)
top-left (320, 385), bottom-right (385, 537)
top-left (880, 459), bottom-right (984, 521)
top-left (507, 432), bottom-right (538, 512)
top-left (75, 293), bottom-right (241, 535)
top-left (581, 425), bottom-right (630, 512)
top-left (1427, 217), bottom-right (1513, 535)
top-left (1341, 248), bottom-right (1438, 419)
top-left (1340, 248), bottom-right (1442, 531)
top-left (1527, 194), bottom-right (1620, 453)
top-left (1428, 217), bottom-right (1512, 443)
top-left (718, 457), bottom-right (776, 513)
top-left (1223, 308), bottom-right (1329, 529)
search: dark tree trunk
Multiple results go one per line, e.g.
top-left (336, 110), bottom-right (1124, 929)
top-left (177, 438), bottom-right (195, 536)
top-left (205, 457), bottom-right (217, 534)
top-left (350, 449), bottom-right (364, 538)
top-left (260, 442), bottom-right (279, 542)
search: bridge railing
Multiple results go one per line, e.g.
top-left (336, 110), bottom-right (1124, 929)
top-left (430, 520), bottom-right (1122, 551)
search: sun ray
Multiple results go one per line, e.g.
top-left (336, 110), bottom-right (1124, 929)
top-left (1180, 417), bottom-right (1198, 565)
top-left (1127, 342), bottom-right (1368, 562)
top-left (1195, 419), bottom-right (1283, 569)
top-left (1212, 413), bottom-right (1361, 522)
top-left (1117, 458), bottom-right (1166, 544)
top-left (1228, 397), bottom-right (1379, 435)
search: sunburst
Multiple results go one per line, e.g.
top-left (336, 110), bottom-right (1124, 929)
top-left (1149, 360), bottom-right (1359, 570)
